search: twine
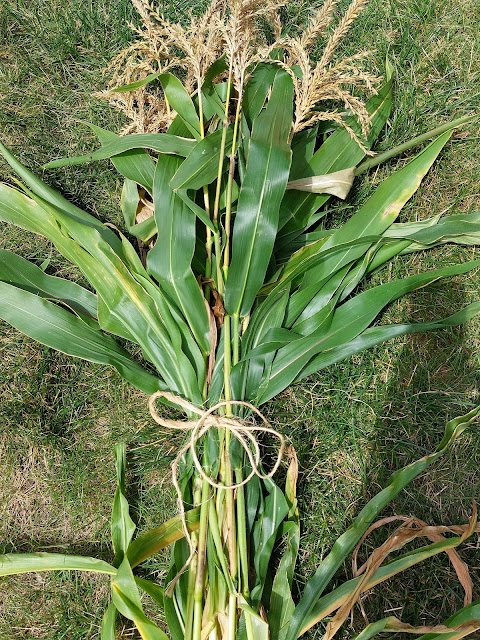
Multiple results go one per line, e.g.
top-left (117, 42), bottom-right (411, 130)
top-left (148, 391), bottom-right (285, 594)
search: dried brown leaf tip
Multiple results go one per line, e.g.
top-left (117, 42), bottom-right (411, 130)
top-left (319, 507), bottom-right (480, 640)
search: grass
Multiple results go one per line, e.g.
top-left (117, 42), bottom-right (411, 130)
top-left (0, 0), bottom-right (479, 637)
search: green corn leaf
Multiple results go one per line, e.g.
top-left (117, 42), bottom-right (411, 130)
top-left (101, 603), bottom-right (118, 640)
top-left (225, 70), bottom-right (294, 317)
top-left (130, 216), bottom-right (157, 242)
top-left (269, 455), bottom-right (300, 640)
top-left (111, 557), bottom-right (169, 640)
top-left (112, 72), bottom-right (162, 92)
top-left (111, 443), bottom-right (136, 567)
top-left (43, 132), bottom-right (196, 170)
top-left (0, 553), bottom-right (116, 577)
top-left (0, 249), bottom-right (97, 319)
top-left (243, 62), bottom-right (281, 127)
top-left (293, 299), bottom-right (480, 388)
top-left (0, 143), bottom-right (124, 254)
top-left (0, 280), bottom-right (164, 395)
top-left (121, 178), bottom-right (157, 241)
top-left (127, 509), bottom-right (200, 568)
top-left (259, 260), bottom-right (480, 403)
top-left (0, 182), bottom-right (189, 389)
top-left (87, 123), bottom-right (156, 193)
top-left (231, 287), bottom-right (291, 406)
top-left (158, 73), bottom-right (201, 139)
top-left (239, 597), bottom-right (270, 640)
top-left (135, 577), bottom-right (165, 609)
top-left (21, 190), bottom-right (201, 402)
top-left (301, 132), bottom-right (453, 289)
top-left (147, 154), bottom-right (211, 353)
top-left (283, 406), bottom-right (480, 640)
top-left (289, 125), bottom-right (319, 181)
top-left (200, 56), bottom-right (228, 121)
top-left (0, 182), bottom-right (58, 237)
top-left (388, 212), bottom-right (480, 249)
top-left (279, 211), bottom-right (480, 263)
top-left (207, 328), bottom-right (225, 405)
top-left (250, 484), bottom-right (290, 608)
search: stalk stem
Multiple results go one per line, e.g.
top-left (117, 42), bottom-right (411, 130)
top-left (213, 68), bottom-right (233, 226)
top-left (223, 94), bottom-right (243, 275)
top-left (232, 314), bottom-right (240, 366)
top-left (192, 479), bottom-right (210, 640)
top-left (198, 87), bottom-right (213, 303)
top-left (223, 316), bottom-right (233, 405)
top-left (214, 230), bottom-right (224, 296)
top-left (185, 480), bottom-right (202, 640)
top-left (355, 115), bottom-right (473, 175)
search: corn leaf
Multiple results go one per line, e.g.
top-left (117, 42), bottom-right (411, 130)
top-left (0, 553), bottom-right (116, 577)
top-left (283, 406), bottom-right (480, 640)
top-left (111, 443), bottom-right (136, 567)
top-left (158, 73), bottom-right (201, 139)
top-left (258, 260), bottom-right (480, 403)
top-left (34, 194), bottom-right (201, 401)
top-left (225, 70), bottom-right (294, 317)
top-left (239, 597), bottom-right (270, 640)
top-left (147, 154), bottom-right (211, 353)
top-left (294, 299), bottom-right (480, 387)
top-left (0, 249), bottom-right (97, 319)
top-left (0, 280), bottom-right (164, 394)
top-left (111, 557), bottom-right (169, 640)
top-left (43, 132), bottom-right (195, 170)
top-left (127, 509), bottom-right (200, 568)
top-left (87, 123), bottom-right (156, 193)
top-left (299, 131), bottom-right (453, 291)
top-left (0, 180), bottom-right (201, 399)
top-left (269, 454), bottom-right (300, 640)
top-left (243, 62), bottom-right (281, 128)
top-left (135, 577), bottom-right (165, 609)
top-left (101, 603), bottom-right (118, 640)
top-left (250, 484), bottom-right (290, 607)
top-left (112, 72), bottom-right (161, 92)
top-left (170, 126), bottom-right (234, 231)
top-left (0, 142), bottom-right (124, 254)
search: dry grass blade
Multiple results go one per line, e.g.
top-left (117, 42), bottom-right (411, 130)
top-left (323, 505), bottom-right (479, 640)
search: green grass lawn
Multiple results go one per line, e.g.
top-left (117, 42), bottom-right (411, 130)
top-left (1, 0), bottom-right (479, 637)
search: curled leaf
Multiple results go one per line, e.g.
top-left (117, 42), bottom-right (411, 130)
top-left (286, 168), bottom-right (355, 199)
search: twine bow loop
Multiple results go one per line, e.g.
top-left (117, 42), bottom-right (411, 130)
top-left (148, 391), bottom-right (285, 491)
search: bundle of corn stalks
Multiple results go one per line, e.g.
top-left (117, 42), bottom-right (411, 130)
top-left (1, 1), bottom-right (480, 638)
